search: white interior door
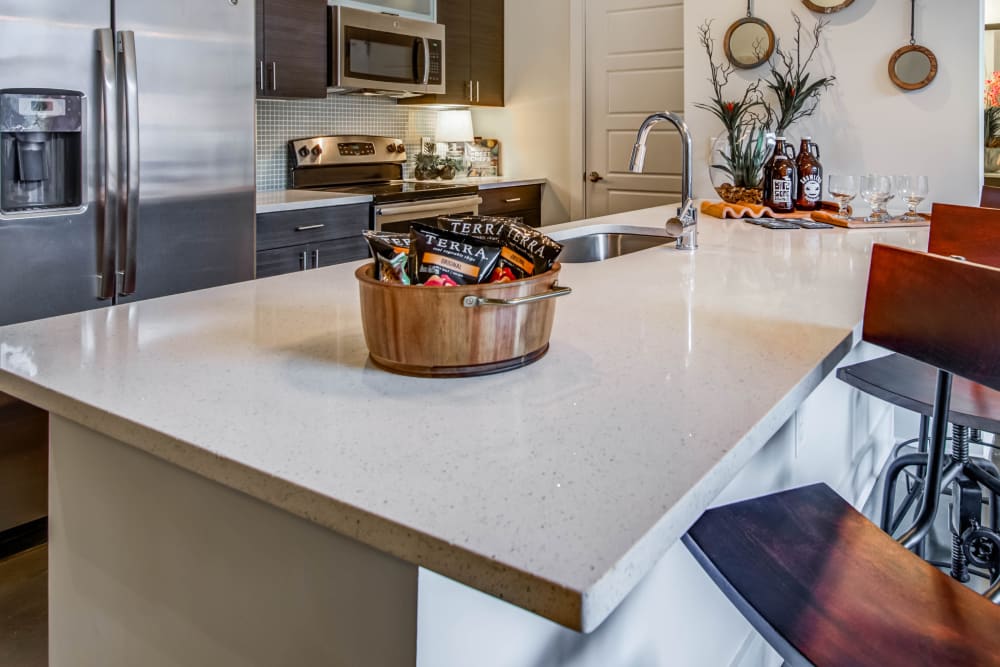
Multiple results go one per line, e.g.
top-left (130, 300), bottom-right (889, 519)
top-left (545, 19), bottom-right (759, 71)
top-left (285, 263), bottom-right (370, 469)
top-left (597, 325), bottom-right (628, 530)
top-left (585, 0), bottom-right (684, 218)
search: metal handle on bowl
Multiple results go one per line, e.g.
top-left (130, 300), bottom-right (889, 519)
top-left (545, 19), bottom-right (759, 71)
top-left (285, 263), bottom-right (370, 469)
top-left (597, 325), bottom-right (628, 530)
top-left (462, 285), bottom-right (572, 308)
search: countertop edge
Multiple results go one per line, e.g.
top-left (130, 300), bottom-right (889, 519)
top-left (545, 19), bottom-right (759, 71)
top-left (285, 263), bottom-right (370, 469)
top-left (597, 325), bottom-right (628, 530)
top-left (0, 305), bottom-right (861, 635)
top-left (0, 368), bottom-right (590, 632)
top-left (255, 194), bottom-right (373, 214)
top-left (578, 330), bottom-right (857, 631)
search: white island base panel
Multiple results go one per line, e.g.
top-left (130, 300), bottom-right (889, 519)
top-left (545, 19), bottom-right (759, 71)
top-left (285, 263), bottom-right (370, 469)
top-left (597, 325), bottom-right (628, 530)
top-left (49, 415), bottom-right (418, 667)
top-left (49, 343), bottom-right (892, 667)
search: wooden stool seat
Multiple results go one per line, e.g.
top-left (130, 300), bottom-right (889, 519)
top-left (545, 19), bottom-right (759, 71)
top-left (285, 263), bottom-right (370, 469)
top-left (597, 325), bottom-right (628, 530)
top-left (684, 483), bottom-right (1000, 667)
top-left (838, 353), bottom-right (1000, 433)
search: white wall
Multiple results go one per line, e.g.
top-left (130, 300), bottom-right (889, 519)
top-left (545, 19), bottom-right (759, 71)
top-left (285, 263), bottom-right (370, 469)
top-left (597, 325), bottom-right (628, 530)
top-left (684, 0), bottom-right (983, 209)
top-left (485, 0), bottom-right (983, 224)
top-left (988, 0), bottom-right (1000, 23)
top-left (471, 0), bottom-right (577, 226)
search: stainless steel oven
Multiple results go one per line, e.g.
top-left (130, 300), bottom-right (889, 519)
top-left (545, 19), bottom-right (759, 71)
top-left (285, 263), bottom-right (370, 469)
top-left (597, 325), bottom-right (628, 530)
top-left (329, 5), bottom-right (445, 97)
top-left (289, 135), bottom-right (482, 234)
top-left (374, 194), bottom-right (481, 231)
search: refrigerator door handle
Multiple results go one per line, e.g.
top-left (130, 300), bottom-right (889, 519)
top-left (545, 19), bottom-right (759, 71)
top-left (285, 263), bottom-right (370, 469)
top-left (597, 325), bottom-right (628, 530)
top-left (97, 29), bottom-right (119, 300)
top-left (118, 31), bottom-right (140, 297)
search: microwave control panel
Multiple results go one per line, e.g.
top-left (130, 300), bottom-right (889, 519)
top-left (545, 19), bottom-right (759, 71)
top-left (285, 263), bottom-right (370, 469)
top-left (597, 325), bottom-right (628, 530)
top-left (427, 39), bottom-right (442, 86)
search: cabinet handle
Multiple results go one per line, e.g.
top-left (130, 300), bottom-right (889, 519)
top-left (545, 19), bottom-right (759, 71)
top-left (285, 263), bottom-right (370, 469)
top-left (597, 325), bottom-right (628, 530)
top-left (270, 62), bottom-right (277, 91)
top-left (503, 197), bottom-right (522, 203)
top-left (469, 80), bottom-right (474, 102)
top-left (298, 251), bottom-right (308, 271)
top-left (476, 80), bottom-right (480, 103)
top-left (258, 60), bottom-right (265, 92)
top-left (312, 249), bottom-right (320, 268)
top-left (295, 224), bottom-right (325, 231)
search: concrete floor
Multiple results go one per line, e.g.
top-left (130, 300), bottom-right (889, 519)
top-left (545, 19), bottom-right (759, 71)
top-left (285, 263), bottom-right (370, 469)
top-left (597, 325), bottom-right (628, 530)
top-left (0, 545), bottom-right (47, 667)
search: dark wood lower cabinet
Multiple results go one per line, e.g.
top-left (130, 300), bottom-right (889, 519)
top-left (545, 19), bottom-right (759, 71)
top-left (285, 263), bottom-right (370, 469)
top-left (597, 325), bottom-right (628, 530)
top-left (0, 393), bottom-right (47, 550)
top-left (479, 184), bottom-right (543, 227)
top-left (256, 203), bottom-right (371, 278)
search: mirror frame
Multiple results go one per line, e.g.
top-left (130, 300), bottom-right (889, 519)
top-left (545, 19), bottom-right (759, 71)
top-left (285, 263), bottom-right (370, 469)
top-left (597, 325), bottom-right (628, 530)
top-left (801, 0), bottom-right (854, 13)
top-left (888, 44), bottom-right (938, 91)
top-left (723, 17), bottom-right (775, 70)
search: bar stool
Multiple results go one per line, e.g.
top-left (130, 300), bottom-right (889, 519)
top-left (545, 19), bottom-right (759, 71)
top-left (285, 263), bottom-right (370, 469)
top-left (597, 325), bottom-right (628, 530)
top-left (837, 203), bottom-right (1000, 580)
top-left (684, 246), bottom-right (1000, 666)
top-left (981, 184), bottom-right (1000, 209)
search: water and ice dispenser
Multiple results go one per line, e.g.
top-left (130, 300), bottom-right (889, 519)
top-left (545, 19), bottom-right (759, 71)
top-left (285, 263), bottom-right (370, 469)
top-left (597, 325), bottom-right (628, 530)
top-left (0, 90), bottom-right (84, 214)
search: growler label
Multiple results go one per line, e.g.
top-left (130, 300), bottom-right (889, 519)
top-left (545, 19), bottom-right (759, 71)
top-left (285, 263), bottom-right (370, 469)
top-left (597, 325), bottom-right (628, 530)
top-left (801, 175), bottom-right (822, 202)
top-left (772, 178), bottom-right (793, 206)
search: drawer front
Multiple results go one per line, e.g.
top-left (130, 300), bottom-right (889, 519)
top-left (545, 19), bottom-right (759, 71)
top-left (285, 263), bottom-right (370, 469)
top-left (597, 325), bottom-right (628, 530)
top-left (256, 237), bottom-right (371, 279)
top-left (257, 203), bottom-right (370, 251)
top-left (310, 237), bottom-right (371, 268)
top-left (478, 184), bottom-right (541, 217)
top-left (506, 207), bottom-right (541, 228)
top-left (256, 244), bottom-right (311, 278)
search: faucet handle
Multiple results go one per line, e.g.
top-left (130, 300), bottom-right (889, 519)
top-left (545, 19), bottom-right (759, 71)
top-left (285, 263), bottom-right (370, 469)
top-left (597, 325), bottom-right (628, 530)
top-left (666, 200), bottom-right (698, 250)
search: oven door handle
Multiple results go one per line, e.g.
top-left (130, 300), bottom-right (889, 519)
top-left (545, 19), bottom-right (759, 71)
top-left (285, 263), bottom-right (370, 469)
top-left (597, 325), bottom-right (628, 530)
top-left (375, 195), bottom-right (483, 228)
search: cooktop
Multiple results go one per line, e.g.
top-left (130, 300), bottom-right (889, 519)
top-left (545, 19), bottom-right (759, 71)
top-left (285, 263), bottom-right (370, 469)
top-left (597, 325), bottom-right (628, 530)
top-left (312, 181), bottom-right (478, 205)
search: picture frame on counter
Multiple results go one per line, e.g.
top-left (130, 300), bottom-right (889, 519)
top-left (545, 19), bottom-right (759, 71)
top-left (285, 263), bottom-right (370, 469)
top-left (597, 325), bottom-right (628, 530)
top-left (465, 138), bottom-right (501, 177)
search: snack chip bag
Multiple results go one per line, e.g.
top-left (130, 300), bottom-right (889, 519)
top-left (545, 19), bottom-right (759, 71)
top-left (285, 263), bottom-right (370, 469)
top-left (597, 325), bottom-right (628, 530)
top-left (409, 223), bottom-right (501, 286)
top-left (497, 221), bottom-right (563, 279)
top-left (436, 215), bottom-right (520, 244)
top-left (363, 231), bottom-right (412, 285)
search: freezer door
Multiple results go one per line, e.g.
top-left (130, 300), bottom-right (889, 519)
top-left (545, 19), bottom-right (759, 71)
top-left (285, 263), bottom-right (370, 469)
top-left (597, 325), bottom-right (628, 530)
top-left (0, 1), bottom-right (115, 326)
top-left (114, 0), bottom-right (255, 303)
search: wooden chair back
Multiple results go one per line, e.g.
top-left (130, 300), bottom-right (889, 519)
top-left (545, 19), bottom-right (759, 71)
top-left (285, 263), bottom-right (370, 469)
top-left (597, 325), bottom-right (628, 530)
top-left (862, 245), bottom-right (1000, 393)
top-left (930, 203), bottom-right (1000, 268)
top-left (980, 185), bottom-right (1000, 209)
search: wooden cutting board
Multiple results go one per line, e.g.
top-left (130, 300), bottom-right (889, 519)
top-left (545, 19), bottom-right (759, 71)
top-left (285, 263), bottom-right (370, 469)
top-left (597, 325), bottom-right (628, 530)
top-left (812, 211), bottom-right (931, 229)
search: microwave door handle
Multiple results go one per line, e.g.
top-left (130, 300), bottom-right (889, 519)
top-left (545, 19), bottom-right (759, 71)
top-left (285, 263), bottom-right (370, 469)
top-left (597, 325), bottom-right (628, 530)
top-left (118, 30), bottom-right (140, 296)
top-left (414, 37), bottom-right (430, 85)
top-left (97, 28), bottom-right (118, 300)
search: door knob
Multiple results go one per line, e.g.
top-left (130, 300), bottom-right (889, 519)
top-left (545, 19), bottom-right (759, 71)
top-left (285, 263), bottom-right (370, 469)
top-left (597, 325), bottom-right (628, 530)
top-left (588, 171), bottom-right (604, 183)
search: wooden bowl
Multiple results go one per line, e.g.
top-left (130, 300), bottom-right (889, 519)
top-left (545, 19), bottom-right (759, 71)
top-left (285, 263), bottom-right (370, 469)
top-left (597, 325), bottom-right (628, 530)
top-left (355, 263), bottom-right (570, 377)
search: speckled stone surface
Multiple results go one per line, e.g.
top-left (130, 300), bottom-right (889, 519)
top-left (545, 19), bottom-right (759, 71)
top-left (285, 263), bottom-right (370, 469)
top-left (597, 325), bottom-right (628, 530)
top-left (255, 190), bottom-right (372, 214)
top-left (0, 207), bottom-right (927, 632)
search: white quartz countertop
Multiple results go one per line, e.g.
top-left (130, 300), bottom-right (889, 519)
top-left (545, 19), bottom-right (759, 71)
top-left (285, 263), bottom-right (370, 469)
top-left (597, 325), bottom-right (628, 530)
top-left (256, 189), bottom-right (372, 214)
top-left (0, 207), bottom-right (927, 632)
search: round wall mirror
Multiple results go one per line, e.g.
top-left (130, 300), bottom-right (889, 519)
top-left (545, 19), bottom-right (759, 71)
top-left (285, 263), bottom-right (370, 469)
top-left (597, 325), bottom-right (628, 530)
top-left (889, 45), bottom-right (938, 91)
top-left (724, 17), bottom-right (775, 69)
top-left (802, 0), bottom-right (854, 13)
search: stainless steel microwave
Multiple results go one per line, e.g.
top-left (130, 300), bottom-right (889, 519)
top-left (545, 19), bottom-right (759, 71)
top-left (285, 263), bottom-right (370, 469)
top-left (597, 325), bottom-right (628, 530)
top-left (328, 5), bottom-right (445, 98)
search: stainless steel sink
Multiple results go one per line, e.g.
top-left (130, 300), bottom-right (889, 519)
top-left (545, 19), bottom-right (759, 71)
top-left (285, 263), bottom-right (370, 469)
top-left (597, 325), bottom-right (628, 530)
top-left (557, 232), bottom-right (672, 263)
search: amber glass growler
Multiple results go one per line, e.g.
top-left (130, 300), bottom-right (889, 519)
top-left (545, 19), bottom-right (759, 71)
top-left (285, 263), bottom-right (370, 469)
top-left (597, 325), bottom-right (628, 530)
top-left (795, 137), bottom-right (823, 211)
top-left (764, 137), bottom-right (797, 214)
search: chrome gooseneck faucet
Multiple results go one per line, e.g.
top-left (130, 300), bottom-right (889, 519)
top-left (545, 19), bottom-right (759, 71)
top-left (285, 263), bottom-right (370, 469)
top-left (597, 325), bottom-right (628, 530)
top-left (628, 111), bottom-right (697, 251)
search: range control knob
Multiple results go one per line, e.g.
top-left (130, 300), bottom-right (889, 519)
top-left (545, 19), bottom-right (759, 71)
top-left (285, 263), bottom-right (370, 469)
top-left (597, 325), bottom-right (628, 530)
top-left (386, 143), bottom-right (397, 153)
top-left (310, 145), bottom-right (323, 157)
top-left (395, 143), bottom-right (405, 154)
top-left (297, 145), bottom-right (310, 158)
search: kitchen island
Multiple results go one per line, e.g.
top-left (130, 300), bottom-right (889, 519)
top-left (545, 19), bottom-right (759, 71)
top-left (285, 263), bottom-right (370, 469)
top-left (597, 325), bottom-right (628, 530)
top-left (0, 206), bottom-right (927, 666)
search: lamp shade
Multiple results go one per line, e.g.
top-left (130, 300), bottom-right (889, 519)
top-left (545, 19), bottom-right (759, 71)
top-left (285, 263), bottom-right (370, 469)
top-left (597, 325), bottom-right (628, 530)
top-left (435, 109), bottom-right (474, 143)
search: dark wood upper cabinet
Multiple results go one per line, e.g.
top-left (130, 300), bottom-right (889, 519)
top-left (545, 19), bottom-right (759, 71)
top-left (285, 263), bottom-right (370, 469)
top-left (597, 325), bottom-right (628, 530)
top-left (469, 0), bottom-right (504, 106)
top-left (400, 0), bottom-right (503, 107)
top-left (257, 0), bottom-right (327, 99)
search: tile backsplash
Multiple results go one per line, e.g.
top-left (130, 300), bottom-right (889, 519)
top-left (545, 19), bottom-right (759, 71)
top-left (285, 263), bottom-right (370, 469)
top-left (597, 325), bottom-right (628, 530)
top-left (256, 94), bottom-right (439, 191)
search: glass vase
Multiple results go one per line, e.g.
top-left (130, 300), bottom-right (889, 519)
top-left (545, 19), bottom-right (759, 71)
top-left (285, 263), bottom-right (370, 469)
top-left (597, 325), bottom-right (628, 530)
top-left (709, 127), bottom-right (775, 205)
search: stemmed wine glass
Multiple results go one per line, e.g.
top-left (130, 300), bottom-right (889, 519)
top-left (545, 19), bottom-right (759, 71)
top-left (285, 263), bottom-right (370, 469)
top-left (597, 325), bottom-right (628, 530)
top-left (828, 174), bottom-right (858, 219)
top-left (897, 175), bottom-right (929, 222)
top-left (860, 174), bottom-right (893, 223)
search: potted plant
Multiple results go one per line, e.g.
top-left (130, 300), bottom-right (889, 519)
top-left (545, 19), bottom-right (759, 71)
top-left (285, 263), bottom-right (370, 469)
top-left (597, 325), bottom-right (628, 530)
top-left (761, 14), bottom-right (836, 136)
top-left (414, 153), bottom-right (439, 181)
top-left (438, 157), bottom-right (461, 180)
top-left (696, 21), bottom-right (772, 205)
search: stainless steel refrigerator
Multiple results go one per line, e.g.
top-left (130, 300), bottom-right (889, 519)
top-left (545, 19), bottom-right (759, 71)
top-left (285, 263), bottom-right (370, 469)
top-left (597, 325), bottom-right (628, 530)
top-left (0, 0), bottom-right (255, 328)
top-left (0, 0), bottom-right (255, 541)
